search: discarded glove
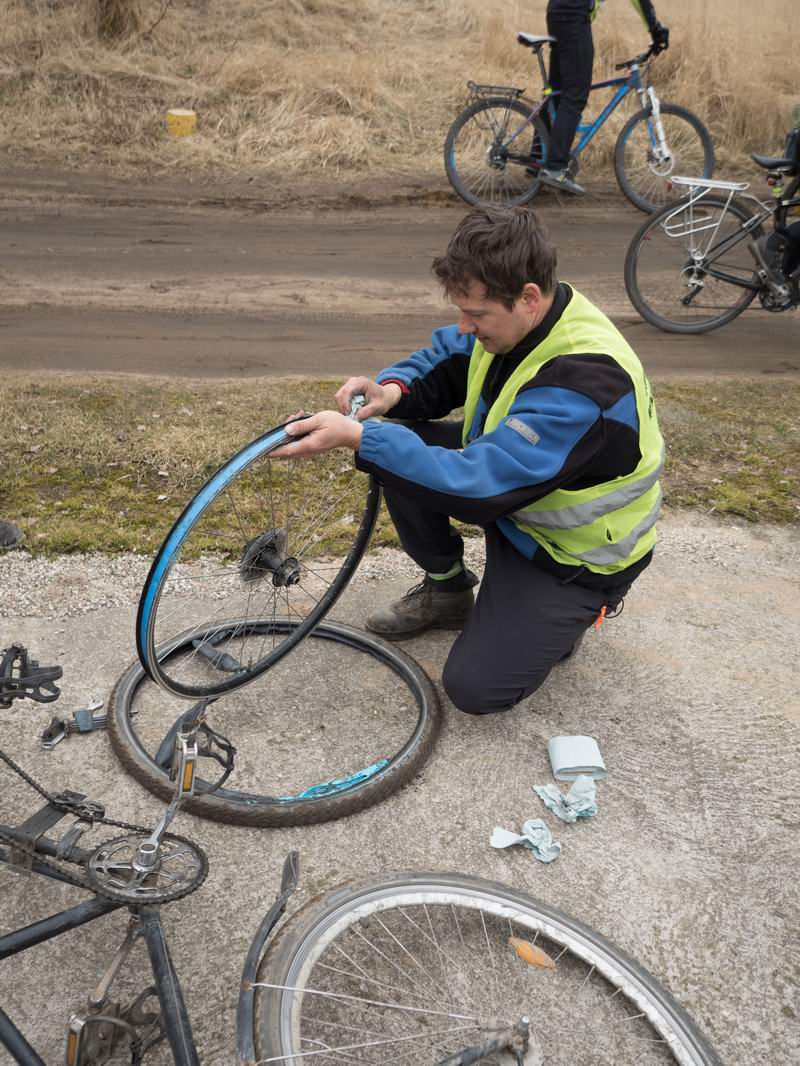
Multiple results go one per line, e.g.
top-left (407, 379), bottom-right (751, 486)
top-left (490, 818), bottom-right (562, 864)
top-left (533, 774), bottom-right (598, 824)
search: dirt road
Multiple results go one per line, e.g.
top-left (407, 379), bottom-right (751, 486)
top-left (2, 170), bottom-right (797, 378)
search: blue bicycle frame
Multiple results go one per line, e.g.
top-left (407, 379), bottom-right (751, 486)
top-left (494, 63), bottom-right (653, 165)
top-left (566, 67), bottom-right (649, 156)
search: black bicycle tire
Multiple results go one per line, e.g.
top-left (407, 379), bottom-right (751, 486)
top-left (624, 194), bottom-right (763, 334)
top-left (444, 96), bottom-right (548, 207)
top-left (137, 421), bottom-right (381, 699)
top-left (108, 620), bottom-right (440, 827)
top-left (254, 871), bottom-right (721, 1065)
top-left (614, 102), bottom-right (716, 213)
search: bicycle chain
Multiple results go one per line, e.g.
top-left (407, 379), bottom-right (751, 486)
top-left (0, 747), bottom-right (205, 905)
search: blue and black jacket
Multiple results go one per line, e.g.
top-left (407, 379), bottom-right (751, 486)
top-left (355, 284), bottom-right (652, 589)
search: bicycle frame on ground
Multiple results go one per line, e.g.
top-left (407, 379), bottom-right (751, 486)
top-left (0, 818), bottom-right (197, 1066)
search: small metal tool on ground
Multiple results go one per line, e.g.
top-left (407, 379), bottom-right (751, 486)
top-left (41, 700), bottom-right (106, 749)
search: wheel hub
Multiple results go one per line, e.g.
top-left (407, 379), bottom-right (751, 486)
top-left (486, 144), bottom-right (507, 170)
top-left (240, 529), bottom-right (301, 587)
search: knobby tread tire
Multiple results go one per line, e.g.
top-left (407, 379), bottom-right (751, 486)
top-left (614, 102), bottom-right (715, 213)
top-left (108, 622), bottom-right (440, 827)
top-left (254, 871), bottom-right (722, 1066)
top-left (444, 96), bottom-right (548, 207)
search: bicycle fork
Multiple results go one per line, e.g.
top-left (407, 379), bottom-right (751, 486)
top-left (639, 86), bottom-right (671, 166)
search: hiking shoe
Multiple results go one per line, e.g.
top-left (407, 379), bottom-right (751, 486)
top-left (537, 168), bottom-right (586, 195)
top-left (365, 571), bottom-right (478, 642)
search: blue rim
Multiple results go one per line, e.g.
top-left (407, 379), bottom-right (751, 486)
top-left (136, 425), bottom-right (290, 682)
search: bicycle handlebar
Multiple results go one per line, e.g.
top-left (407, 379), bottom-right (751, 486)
top-left (615, 44), bottom-right (656, 71)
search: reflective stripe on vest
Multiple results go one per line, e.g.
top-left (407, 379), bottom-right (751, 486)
top-left (511, 444), bottom-right (665, 531)
top-left (568, 485), bottom-right (662, 565)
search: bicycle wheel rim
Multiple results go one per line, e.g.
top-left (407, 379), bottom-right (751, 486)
top-left (625, 195), bottom-right (762, 333)
top-left (137, 423), bottom-right (381, 698)
top-left (616, 104), bottom-right (715, 213)
top-left (109, 620), bottom-right (440, 826)
top-left (445, 98), bottom-right (546, 207)
top-left (255, 873), bottom-right (720, 1065)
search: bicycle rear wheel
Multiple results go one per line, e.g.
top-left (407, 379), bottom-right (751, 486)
top-left (615, 103), bottom-right (715, 213)
top-left (444, 97), bottom-right (548, 207)
top-left (254, 872), bottom-right (721, 1064)
top-left (137, 422), bottom-right (380, 699)
top-left (625, 195), bottom-right (763, 333)
top-left (109, 620), bottom-right (440, 826)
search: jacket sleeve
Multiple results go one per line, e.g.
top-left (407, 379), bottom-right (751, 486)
top-left (355, 383), bottom-right (605, 525)
top-left (630, 0), bottom-right (659, 33)
top-left (375, 325), bottom-right (475, 422)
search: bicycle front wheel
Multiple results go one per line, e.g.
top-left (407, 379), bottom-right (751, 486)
top-left (137, 422), bottom-right (381, 699)
top-left (625, 194), bottom-right (763, 333)
top-left (615, 103), bottom-right (715, 213)
top-left (444, 97), bottom-right (548, 207)
top-left (254, 872), bottom-right (721, 1064)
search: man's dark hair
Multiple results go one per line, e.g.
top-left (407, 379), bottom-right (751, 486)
top-left (432, 205), bottom-right (557, 309)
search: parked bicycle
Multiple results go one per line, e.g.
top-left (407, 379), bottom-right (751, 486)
top-left (624, 113), bottom-right (800, 333)
top-left (444, 33), bottom-right (714, 213)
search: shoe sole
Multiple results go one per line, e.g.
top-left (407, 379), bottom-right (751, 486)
top-left (364, 617), bottom-right (470, 642)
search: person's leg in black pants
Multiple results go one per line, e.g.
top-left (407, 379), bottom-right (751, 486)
top-left (379, 419), bottom-right (467, 575)
top-left (442, 524), bottom-right (624, 715)
top-left (545, 15), bottom-right (594, 173)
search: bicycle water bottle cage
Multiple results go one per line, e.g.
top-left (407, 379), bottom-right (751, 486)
top-left (0, 643), bottom-right (63, 708)
top-left (240, 528), bottom-right (300, 587)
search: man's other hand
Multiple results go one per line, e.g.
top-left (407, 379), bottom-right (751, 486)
top-left (335, 377), bottom-right (403, 420)
top-left (651, 23), bottom-right (669, 54)
top-left (270, 411), bottom-right (363, 459)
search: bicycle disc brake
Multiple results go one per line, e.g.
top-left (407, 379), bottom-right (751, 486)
top-left (240, 528), bottom-right (300, 587)
top-left (86, 833), bottom-right (207, 904)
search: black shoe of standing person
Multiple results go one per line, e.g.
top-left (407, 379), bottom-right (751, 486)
top-left (365, 568), bottom-right (479, 642)
top-left (0, 522), bottom-right (23, 550)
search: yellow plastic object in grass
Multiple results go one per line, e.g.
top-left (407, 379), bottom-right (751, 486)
top-left (166, 109), bottom-right (197, 137)
top-left (508, 936), bottom-right (556, 970)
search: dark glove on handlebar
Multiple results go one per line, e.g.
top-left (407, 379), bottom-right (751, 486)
top-left (651, 23), bottom-right (670, 54)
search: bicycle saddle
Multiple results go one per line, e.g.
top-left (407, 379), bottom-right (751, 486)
top-left (517, 32), bottom-right (556, 49)
top-left (752, 153), bottom-right (797, 172)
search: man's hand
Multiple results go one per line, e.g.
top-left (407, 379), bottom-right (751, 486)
top-left (269, 410), bottom-right (363, 459)
top-left (335, 377), bottom-right (403, 421)
top-left (651, 22), bottom-right (669, 54)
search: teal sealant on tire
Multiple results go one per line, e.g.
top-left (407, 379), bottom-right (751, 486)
top-left (276, 759), bottom-right (391, 802)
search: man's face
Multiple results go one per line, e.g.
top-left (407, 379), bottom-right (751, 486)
top-left (451, 279), bottom-right (543, 354)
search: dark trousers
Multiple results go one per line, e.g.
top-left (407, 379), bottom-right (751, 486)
top-left (382, 420), bottom-right (628, 715)
top-left (546, 15), bottom-right (594, 171)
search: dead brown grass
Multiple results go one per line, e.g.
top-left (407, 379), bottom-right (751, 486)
top-left (0, 0), bottom-right (795, 183)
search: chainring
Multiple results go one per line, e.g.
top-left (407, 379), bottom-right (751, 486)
top-left (86, 833), bottom-right (208, 904)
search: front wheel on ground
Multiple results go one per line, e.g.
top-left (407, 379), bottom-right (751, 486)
top-left (444, 96), bottom-right (549, 207)
top-left (615, 103), bottom-right (715, 213)
top-left (254, 871), bottom-right (722, 1064)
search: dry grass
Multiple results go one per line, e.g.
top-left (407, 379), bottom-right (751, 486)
top-left (3, 374), bottom-right (798, 556)
top-left (0, 0), bottom-right (796, 184)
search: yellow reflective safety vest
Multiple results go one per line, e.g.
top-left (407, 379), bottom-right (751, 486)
top-left (461, 289), bottom-right (664, 575)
